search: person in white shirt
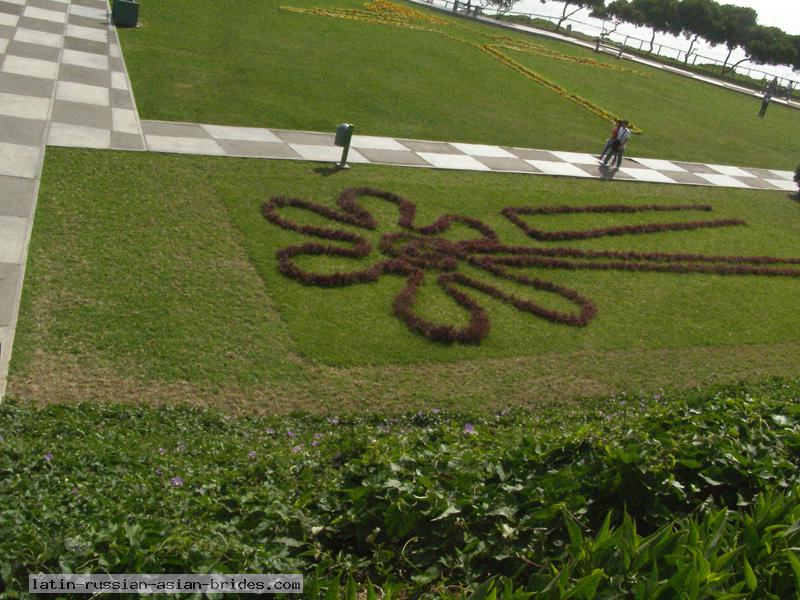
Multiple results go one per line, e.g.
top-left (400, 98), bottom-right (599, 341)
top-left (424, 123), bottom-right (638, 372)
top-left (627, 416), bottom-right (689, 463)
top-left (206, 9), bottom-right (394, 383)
top-left (602, 120), bottom-right (630, 170)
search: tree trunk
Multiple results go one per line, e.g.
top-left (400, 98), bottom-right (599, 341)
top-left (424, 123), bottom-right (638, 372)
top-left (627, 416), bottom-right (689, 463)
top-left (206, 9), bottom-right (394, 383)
top-left (556, 3), bottom-right (581, 31)
top-left (649, 30), bottom-right (656, 53)
top-left (684, 34), bottom-right (699, 64)
top-left (719, 47), bottom-right (734, 74)
top-left (720, 56), bottom-right (749, 77)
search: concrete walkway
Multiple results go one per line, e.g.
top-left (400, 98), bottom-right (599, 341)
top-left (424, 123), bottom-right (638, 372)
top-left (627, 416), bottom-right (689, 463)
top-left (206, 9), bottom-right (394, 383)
top-left (0, 0), bottom-right (796, 398)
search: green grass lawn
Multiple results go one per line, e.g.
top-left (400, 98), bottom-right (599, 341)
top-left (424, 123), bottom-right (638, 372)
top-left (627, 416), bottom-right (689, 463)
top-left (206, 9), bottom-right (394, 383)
top-left (9, 148), bottom-right (800, 413)
top-left (118, 0), bottom-right (800, 169)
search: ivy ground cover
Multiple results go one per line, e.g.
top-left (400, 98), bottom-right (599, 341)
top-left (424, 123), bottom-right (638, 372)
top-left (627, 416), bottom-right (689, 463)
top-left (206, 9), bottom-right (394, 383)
top-left (8, 148), bottom-right (800, 412)
top-left (2, 380), bottom-right (800, 596)
top-left (117, 0), bottom-right (800, 169)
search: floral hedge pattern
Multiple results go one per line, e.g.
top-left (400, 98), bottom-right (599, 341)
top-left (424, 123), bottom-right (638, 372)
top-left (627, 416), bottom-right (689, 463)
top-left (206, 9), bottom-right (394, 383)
top-left (264, 187), bottom-right (800, 345)
top-left (281, 1), bottom-right (646, 132)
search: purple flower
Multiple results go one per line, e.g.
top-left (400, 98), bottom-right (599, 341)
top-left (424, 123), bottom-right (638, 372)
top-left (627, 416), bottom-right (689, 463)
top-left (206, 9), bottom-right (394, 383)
top-left (291, 445), bottom-right (303, 454)
top-left (43, 452), bottom-right (54, 461)
top-left (286, 430), bottom-right (296, 438)
top-left (158, 447), bottom-right (166, 455)
top-left (327, 417), bottom-right (339, 426)
top-left (463, 423), bottom-right (476, 435)
top-left (248, 450), bottom-right (257, 460)
top-left (311, 440), bottom-right (320, 447)
top-left (313, 432), bottom-right (323, 439)
top-left (170, 476), bottom-right (184, 487)
top-left (71, 486), bottom-right (78, 495)
top-left (155, 467), bottom-right (163, 477)
top-left (265, 428), bottom-right (275, 435)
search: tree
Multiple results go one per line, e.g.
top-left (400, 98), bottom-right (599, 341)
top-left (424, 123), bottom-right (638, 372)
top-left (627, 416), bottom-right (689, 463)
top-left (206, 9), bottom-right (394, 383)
top-left (740, 26), bottom-right (797, 71)
top-left (542, 0), bottom-right (607, 31)
top-left (716, 4), bottom-right (757, 74)
top-left (677, 0), bottom-right (721, 63)
top-left (631, 0), bottom-right (681, 53)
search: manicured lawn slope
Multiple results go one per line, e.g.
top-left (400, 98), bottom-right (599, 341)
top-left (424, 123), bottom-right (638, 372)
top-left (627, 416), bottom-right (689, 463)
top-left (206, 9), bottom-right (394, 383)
top-left (9, 148), bottom-right (800, 411)
top-left (2, 380), bottom-right (799, 596)
top-left (118, 0), bottom-right (800, 168)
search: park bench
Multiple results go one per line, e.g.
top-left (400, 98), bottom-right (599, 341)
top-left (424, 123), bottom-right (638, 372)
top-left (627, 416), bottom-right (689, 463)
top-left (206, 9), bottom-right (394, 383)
top-left (594, 35), bottom-right (623, 59)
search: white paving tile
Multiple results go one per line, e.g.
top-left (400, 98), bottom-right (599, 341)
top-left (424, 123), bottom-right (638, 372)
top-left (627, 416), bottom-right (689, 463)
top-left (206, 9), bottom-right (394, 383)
top-left (769, 169), bottom-right (794, 181)
top-left (201, 124), bottom-right (282, 143)
top-left (450, 142), bottom-right (515, 158)
top-left (1, 0), bottom-right (25, 5)
top-left (146, 135), bottom-right (226, 156)
top-left (61, 49), bottom-right (109, 71)
top-left (707, 164), bottom-right (752, 177)
top-left (0, 38), bottom-right (7, 54)
top-left (110, 71), bottom-right (128, 90)
top-left (0, 91), bottom-right (50, 120)
top-left (65, 24), bottom-right (108, 43)
top-left (632, 157), bottom-right (687, 172)
top-left (1, 55), bottom-right (59, 80)
top-left (48, 123), bottom-right (111, 149)
top-left (525, 160), bottom-right (594, 178)
top-left (56, 81), bottom-right (109, 106)
top-left (0, 142), bottom-right (40, 179)
top-left (696, 173), bottom-right (752, 188)
top-left (417, 152), bottom-right (491, 170)
top-left (112, 108), bottom-right (139, 134)
top-left (13, 27), bottom-right (62, 47)
top-left (550, 151), bottom-right (600, 165)
top-left (0, 216), bottom-right (29, 263)
top-left (0, 13), bottom-right (18, 27)
top-left (109, 42), bottom-right (121, 58)
top-left (618, 168), bottom-right (677, 183)
top-left (22, 6), bottom-right (67, 23)
top-left (350, 135), bottom-right (408, 151)
top-left (68, 4), bottom-right (106, 19)
top-left (289, 143), bottom-right (368, 163)
top-left (764, 178), bottom-right (797, 191)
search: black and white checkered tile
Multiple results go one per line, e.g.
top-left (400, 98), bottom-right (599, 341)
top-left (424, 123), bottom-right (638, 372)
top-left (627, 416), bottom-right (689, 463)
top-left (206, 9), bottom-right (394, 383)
top-left (137, 121), bottom-right (797, 192)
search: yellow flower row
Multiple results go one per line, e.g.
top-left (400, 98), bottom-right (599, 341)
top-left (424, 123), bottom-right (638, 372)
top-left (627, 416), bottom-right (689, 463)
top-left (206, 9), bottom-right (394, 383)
top-left (365, 0), bottom-right (449, 24)
top-left (481, 45), bottom-right (642, 133)
top-left (491, 36), bottom-right (650, 77)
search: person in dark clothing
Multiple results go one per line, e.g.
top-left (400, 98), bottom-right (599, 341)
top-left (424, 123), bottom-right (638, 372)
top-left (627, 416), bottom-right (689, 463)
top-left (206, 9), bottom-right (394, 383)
top-left (759, 91), bottom-right (772, 117)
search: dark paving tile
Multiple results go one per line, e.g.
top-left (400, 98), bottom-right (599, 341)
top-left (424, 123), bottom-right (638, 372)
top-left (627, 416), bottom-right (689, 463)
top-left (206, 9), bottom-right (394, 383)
top-left (29, 0), bottom-right (70, 12)
top-left (67, 14), bottom-right (107, 29)
top-left (474, 156), bottom-right (538, 172)
top-left (110, 131), bottom-right (145, 150)
top-left (506, 148), bottom-right (561, 161)
top-left (63, 36), bottom-right (109, 56)
top-left (0, 72), bottom-right (54, 98)
top-left (52, 100), bottom-right (112, 129)
top-left (672, 161), bottom-right (719, 174)
top-left (141, 121), bottom-right (211, 138)
top-left (59, 63), bottom-right (111, 87)
top-left (739, 167), bottom-right (777, 179)
top-left (109, 88), bottom-right (134, 109)
top-left (109, 56), bottom-right (125, 71)
top-left (400, 139), bottom-right (460, 154)
top-left (217, 139), bottom-right (301, 159)
top-left (72, 0), bottom-right (107, 7)
top-left (5, 40), bottom-right (61, 62)
top-left (18, 16), bottom-right (65, 34)
top-left (732, 176), bottom-right (762, 189)
top-left (591, 164), bottom-right (636, 180)
top-left (0, 263), bottom-right (20, 326)
top-left (662, 170), bottom-right (713, 185)
top-left (355, 147), bottom-right (432, 166)
top-left (0, 2), bottom-right (24, 16)
top-left (0, 114), bottom-right (47, 147)
top-left (0, 24), bottom-right (16, 39)
top-left (0, 175), bottom-right (36, 218)
top-left (272, 130), bottom-right (334, 145)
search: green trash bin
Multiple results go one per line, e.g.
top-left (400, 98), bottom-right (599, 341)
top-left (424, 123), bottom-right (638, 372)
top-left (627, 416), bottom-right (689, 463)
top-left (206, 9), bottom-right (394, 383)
top-left (112, 0), bottom-right (139, 28)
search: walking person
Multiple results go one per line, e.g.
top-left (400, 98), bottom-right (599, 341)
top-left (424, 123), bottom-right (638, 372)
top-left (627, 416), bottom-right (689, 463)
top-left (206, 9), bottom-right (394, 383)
top-left (759, 91), bottom-right (772, 117)
top-left (599, 119), bottom-right (622, 164)
top-left (602, 120), bottom-right (630, 170)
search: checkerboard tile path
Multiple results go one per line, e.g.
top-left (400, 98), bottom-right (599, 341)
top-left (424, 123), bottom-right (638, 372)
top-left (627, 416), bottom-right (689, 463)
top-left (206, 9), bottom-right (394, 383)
top-left (0, 0), bottom-right (797, 399)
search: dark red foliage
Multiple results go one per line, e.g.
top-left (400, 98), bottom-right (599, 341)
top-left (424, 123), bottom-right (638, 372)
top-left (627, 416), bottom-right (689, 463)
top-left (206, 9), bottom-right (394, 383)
top-left (263, 188), bottom-right (800, 345)
top-left (502, 204), bottom-right (745, 241)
